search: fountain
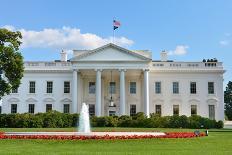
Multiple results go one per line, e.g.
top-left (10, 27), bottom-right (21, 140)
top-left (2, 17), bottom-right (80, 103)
top-left (3, 102), bottom-right (166, 138)
top-left (78, 103), bottom-right (90, 133)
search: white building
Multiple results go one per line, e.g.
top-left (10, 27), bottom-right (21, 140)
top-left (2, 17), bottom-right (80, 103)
top-left (1, 43), bottom-right (225, 120)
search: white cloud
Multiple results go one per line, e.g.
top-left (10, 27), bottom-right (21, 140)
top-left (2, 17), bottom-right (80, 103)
top-left (2, 25), bottom-right (134, 50)
top-left (168, 45), bottom-right (189, 56)
top-left (219, 40), bottom-right (230, 46)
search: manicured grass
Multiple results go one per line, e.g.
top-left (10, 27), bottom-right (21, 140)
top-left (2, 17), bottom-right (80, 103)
top-left (0, 128), bottom-right (231, 155)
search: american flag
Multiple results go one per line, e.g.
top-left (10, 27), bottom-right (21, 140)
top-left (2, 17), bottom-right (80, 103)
top-left (113, 20), bottom-right (121, 30)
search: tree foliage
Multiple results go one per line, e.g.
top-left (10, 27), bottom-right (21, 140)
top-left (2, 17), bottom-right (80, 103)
top-left (0, 28), bottom-right (24, 99)
top-left (225, 81), bottom-right (232, 120)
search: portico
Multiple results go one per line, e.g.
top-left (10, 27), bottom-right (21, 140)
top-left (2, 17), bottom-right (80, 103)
top-left (70, 44), bottom-right (151, 116)
top-left (71, 68), bottom-right (150, 117)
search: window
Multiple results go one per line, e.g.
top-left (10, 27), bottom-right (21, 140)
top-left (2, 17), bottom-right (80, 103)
top-left (28, 104), bottom-right (35, 113)
top-left (173, 105), bottom-right (179, 115)
top-left (191, 105), bottom-right (197, 115)
top-left (130, 104), bottom-right (136, 116)
top-left (209, 105), bottom-right (215, 120)
top-left (46, 81), bottom-right (53, 93)
top-left (12, 88), bottom-right (18, 93)
top-left (190, 82), bottom-right (196, 94)
top-left (89, 82), bottom-right (95, 94)
top-left (89, 104), bottom-right (95, 116)
top-left (63, 104), bottom-right (70, 113)
top-left (46, 104), bottom-right (52, 112)
top-left (173, 82), bottom-right (179, 94)
top-left (155, 82), bottom-right (161, 94)
top-left (208, 82), bottom-right (214, 94)
top-left (64, 81), bottom-right (70, 93)
top-left (130, 82), bottom-right (136, 94)
top-left (29, 81), bottom-right (35, 93)
top-left (109, 82), bottom-right (116, 94)
top-left (155, 105), bottom-right (162, 116)
top-left (11, 104), bottom-right (17, 113)
top-left (109, 111), bottom-right (116, 116)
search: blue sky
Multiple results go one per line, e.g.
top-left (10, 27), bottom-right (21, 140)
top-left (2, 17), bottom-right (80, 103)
top-left (0, 0), bottom-right (231, 88)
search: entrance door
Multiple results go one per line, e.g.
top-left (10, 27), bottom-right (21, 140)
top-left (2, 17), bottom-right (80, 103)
top-left (109, 110), bottom-right (116, 116)
top-left (208, 105), bottom-right (215, 120)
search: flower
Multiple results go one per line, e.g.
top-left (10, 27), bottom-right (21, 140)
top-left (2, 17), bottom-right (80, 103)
top-left (0, 132), bottom-right (206, 140)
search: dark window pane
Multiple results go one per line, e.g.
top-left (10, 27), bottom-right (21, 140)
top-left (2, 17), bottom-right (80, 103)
top-left (173, 105), bottom-right (179, 115)
top-left (130, 82), bottom-right (136, 94)
top-left (47, 81), bottom-right (53, 93)
top-left (191, 105), bottom-right (197, 115)
top-left (28, 104), bottom-right (35, 113)
top-left (155, 82), bottom-right (161, 94)
top-left (63, 104), bottom-right (70, 113)
top-left (11, 104), bottom-right (17, 113)
top-left (89, 82), bottom-right (95, 94)
top-left (130, 104), bottom-right (136, 116)
top-left (208, 82), bottom-right (214, 94)
top-left (190, 82), bottom-right (196, 94)
top-left (64, 81), bottom-right (70, 93)
top-left (46, 104), bottom-right (52, 112)
top-left (29, 81), bottom-right (35, 93)
top-left (89, 104), bottom-right (95, 116)
top-left (155, 105), bottom-right (161, 116)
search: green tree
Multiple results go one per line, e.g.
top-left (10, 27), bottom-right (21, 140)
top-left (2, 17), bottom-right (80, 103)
top-left (225, 81), bottom-right (232, 120)
top-left (0, 28), bottom-right (24, 99)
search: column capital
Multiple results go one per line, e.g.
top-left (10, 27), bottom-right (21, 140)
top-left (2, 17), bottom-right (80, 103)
top-left (95, 69), bottom-right (103, 72)
top-left (72, 69), bottom-right (79, 72)
top-left (119, 69), bottom-right (127, 72)
top-left (143, 68), bottom-right (150, 72)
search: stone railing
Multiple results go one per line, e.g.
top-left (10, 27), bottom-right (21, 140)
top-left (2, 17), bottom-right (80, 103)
top-left (152, 62), bottom-right (223, 69)
top-left (24, 61), bottom-right (72, 71)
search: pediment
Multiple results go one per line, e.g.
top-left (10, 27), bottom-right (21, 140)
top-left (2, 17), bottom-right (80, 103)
top-left (26, 98), bottom-right (38, 102)
top-left (43, 98), bottom-right (55, 102)
top-left (70, 43), bottom-right (151, 62)
top-left (188, 99), bottom-right (200, 103)
top-left (8, 98), bottom-right (20, 102)
top-left (60, 98), bottom-right (72, 103)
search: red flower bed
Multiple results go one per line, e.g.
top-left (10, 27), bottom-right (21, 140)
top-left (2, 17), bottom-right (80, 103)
top-left (0, 132), bottom-right (205, 140)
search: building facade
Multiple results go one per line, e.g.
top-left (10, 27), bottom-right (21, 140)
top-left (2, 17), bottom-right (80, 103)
top-left (1, 43), bottom-right (225, 120)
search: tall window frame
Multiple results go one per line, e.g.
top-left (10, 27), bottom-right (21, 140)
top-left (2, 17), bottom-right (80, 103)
top-left (130, 104), bottom-right (136, 116)
top-left (109, 82), bottom-right (116, 94)
top-left (46, 81), bottom-right (53, 93)
top-left (130, 82), bottom-right (136, 94)
top-left (190, 82), bottom-right (197, 94)
top-left (191, 105), bottom-right (197, 115)
top-left (173, 105), bottom-right (179, 115)
top-left (89, 82), bottom-right (96, 94)
top-left (64, 81), bottom-right (70, 93)
top-left (208, 82), bottom-right (214, 94)
top-left (11, 104), bottom-right (17, 113)
top-left (29, 81), bottom-right (36, 93)
top-left (63, 104), bottom-right (70, 113)
top-left (155, 82), bottom-right (161, 94)
top-left (28, 104), bottom-right (35, 113)
top-left (173, 82), bottom-right (179, 94)
top-left (155, 105), bottom-right (162, 116)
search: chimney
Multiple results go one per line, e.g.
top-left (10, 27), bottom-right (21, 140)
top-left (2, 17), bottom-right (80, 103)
top-left (60, 50), bottom-right (67, 61)
top-left (160, 50), bottom-right (168, 61)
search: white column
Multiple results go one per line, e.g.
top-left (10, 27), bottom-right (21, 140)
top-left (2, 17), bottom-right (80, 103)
top-left (96, 69), bottom-right (102, 116)
top-left (119, 69), bottom-right (126, 115)
top-left (144, 69), bottom-right (150, 118)
top-left (72, 69), bottom-right (78, 113)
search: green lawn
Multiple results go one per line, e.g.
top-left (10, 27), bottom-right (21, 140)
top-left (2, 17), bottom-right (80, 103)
top-left (0, 128), bottom-right (231, 155)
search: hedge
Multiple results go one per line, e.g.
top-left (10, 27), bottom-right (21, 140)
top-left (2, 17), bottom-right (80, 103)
top-left (0, 111), bottom-right (224, 128)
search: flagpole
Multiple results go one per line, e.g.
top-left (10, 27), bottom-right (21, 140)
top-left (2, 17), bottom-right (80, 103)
top-left (113, 17), bottom-right (115, 44)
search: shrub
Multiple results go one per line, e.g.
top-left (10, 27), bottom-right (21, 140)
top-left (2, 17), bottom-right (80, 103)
top-left (0, 112), bottom-right (224, 129)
